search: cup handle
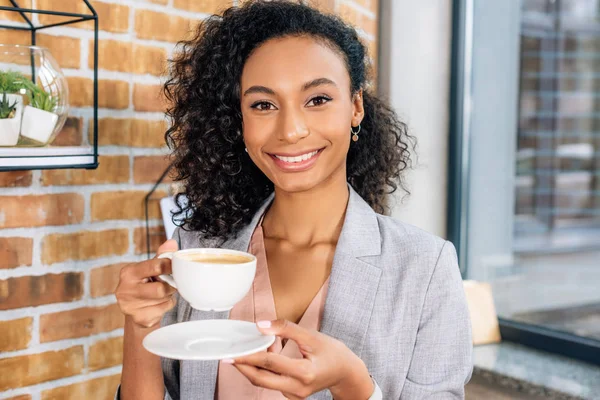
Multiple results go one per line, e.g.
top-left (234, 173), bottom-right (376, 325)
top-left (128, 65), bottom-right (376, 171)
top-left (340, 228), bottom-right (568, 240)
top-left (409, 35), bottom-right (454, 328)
top-left (157, 252), bottom-right (177, 289)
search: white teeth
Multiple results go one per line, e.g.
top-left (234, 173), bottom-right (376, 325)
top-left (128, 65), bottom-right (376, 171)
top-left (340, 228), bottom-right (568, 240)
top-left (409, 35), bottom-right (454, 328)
top-left (275, 150), bottom-right (319, 163)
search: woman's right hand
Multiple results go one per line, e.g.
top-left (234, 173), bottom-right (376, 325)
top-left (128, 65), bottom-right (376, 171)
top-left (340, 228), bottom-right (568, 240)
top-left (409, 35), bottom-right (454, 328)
top-left (115, 239), bottom-right (179, 328)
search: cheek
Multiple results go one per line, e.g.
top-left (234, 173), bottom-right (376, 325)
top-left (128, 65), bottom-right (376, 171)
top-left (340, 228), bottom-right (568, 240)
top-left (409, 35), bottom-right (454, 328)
top-left (313, 115), bottom-right (351, 148)
top-left (309, 102), bottom-right (353, 142)
top-left (241, 115), bottom-right (270, 148)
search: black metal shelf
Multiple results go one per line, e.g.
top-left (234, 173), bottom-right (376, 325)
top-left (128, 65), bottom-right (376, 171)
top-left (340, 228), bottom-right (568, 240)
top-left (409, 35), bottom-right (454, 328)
top-left (0, 0), bottom-right (99, 171)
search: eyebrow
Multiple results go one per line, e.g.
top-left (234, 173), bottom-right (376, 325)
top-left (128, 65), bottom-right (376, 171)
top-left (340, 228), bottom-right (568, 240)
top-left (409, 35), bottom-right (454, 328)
top-left (302, 77), bottom-right (337, 91)
top-left (243, 77), bottom-right (338, 96)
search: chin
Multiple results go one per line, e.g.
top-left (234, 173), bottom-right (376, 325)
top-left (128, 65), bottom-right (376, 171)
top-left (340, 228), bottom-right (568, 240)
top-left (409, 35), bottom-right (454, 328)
top-left (270, 172), bottom-right (325, 194)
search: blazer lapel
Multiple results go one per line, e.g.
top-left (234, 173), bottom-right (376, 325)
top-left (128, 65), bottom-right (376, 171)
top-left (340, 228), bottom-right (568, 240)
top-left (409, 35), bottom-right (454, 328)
top-left (320, 186), bottom-right (382, 362)
top-left (185, 194), bottom-right (275, 400)
top-left (310, 187), bottom-right (382, 400)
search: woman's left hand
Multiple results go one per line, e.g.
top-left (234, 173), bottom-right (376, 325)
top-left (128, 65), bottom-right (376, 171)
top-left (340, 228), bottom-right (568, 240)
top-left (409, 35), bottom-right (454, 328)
top-left (225, 319), bottom-right (374, 400)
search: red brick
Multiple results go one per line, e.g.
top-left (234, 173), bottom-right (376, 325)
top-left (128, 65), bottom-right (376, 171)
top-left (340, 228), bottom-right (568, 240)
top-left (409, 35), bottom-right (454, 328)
top-left (91, 190), bottom-right (165, 222)
top-left (41, 229), bottom-right (129, 265)
top-left (0, 0), bottom-right (32, 22)
top-left (0, 193), bottom-right (84, 229)
top-left (51, 117), bottom-right (83, 146)
top-left (42, 374), bottom-right (120, 400)
top-left (309, 0), bottom-right (335, 12)
top-left (0, 273), bottom-right (83, 310)
top-left (89, 39), bottom-right (132, 73)
top-left (339, 3), bottom-right (377, 36)
top-left (0, 347), bottom-right (84, 390)
top-left (0, 237), bottom-right (33, 269)
top-left (134, 226), bottom-right (166, 255)
top-left (133, 44), bottom-right (168, 76)
top-left (37, 0), bottom-right (129, 33)
top-left (0, 171), bottom-right (32, 187)
top-left (133, 155), bottom-right (172, 184)
top-left (133, 83), bottom-right (167, 112)
top-left (135, 9), bottom-right (195, 42)
top-left (173, 0), bottom-right (232, 14)
top-left (91, 263), bottom-right (126, 298)
top-left (37, 34), bottom-right (81, 69)
top-left (99, 80), bottom-right (130, 109)
top-left (93, 118), bottom-right (168, 148)
top-left (66, 78), bottom-right (129, 109)
top-left (0, 317), bottom-right (32, 351)
top-left (41, 155), bottom-right (129, 186)
top-left (66, 77), bottom-right (93, 107)
top-left (5, 395), bottom-right (32, 400)
top-left (88, 336), bottom-right (123, 371)
top-left (40, 304), bottom-right (124, 342)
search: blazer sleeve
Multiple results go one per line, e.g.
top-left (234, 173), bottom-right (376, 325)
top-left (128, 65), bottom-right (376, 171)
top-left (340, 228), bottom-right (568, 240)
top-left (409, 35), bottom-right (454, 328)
top-left (400, 241), bottom-right (473, 399)
top-left (161, 300), bottom-right (179, 400)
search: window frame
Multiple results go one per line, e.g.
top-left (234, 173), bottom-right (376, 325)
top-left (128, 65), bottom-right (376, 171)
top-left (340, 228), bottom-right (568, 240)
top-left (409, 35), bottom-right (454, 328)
top-left (448, 0), bottom-right (600, 366)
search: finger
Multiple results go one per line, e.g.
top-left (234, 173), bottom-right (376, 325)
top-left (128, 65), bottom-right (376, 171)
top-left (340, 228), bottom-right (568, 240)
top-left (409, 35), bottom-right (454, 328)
top-left (133, 296), bottom-right (177, 328)
top-left (156, 239), bottom-right (178, 257)
top-left (136, 281), bottom-right (176, 300)
top-left (125, 258), bottom-right (172, 281)
top-left (233, 363), bottom-right (301, 394)
top-left (257, 320), bottom-right (318, 349)
top-left (233, 352), bottom-right (311, 382)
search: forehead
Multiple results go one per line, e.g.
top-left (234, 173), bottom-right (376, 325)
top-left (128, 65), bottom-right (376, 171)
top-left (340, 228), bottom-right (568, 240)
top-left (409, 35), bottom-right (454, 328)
top-left (241, 36), bottom-right (350, 91)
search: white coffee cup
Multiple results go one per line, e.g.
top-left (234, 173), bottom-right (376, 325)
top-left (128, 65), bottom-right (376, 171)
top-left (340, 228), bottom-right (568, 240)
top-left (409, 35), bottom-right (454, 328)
top-left (157, 248), bottom-right (257, 311)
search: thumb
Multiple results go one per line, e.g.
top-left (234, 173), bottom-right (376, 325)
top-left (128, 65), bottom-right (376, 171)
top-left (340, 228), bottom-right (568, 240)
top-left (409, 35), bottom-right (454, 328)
top-left (257, 319), bottom-right (317, 349)
top-left (156, 239), bottom-right (178, 257)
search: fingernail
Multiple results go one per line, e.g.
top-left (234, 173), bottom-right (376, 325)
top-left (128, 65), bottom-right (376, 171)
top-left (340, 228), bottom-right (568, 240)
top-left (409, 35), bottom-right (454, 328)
top-left (257, 320), bottom-right (271, 328)
top-left (222, 358), bottom-right (235, 364)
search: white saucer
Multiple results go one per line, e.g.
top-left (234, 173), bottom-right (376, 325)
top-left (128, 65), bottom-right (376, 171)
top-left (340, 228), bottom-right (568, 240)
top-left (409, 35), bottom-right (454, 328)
top-left (143, 319), bottom-right (276, 360)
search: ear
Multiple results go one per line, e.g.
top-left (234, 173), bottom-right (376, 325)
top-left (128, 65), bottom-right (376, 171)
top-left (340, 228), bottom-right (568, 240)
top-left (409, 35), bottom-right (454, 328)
top-left (351, 89), bottom-right (365, 127)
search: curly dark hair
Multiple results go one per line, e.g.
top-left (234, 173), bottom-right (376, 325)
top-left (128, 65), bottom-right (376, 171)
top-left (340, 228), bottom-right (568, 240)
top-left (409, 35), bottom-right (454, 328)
top-left (165, 0), bottom-right (414, 241)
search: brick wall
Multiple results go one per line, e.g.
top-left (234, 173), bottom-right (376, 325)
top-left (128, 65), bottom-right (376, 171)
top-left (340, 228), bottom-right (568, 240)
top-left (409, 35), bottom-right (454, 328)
top-left (0, 0), bottom-right (378, 398)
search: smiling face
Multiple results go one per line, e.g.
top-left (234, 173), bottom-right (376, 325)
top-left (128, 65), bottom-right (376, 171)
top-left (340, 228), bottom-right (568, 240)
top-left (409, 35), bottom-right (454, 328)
top-left (240, 35), bottom-right (364, 194)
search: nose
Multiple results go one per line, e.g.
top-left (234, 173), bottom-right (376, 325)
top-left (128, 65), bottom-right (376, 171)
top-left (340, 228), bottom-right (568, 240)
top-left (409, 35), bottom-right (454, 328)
top-left (277, 107), bottom-right (309, 144)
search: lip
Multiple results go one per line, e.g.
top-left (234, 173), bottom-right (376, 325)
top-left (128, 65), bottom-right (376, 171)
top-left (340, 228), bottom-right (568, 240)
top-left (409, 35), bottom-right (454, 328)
top-left (268, 148), bottom-right (324, 157)
top-left (267, 147), bottom-right (324, 172)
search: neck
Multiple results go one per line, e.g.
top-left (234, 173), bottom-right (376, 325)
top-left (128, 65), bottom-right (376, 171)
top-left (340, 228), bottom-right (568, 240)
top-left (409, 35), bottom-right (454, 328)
top-left (263, 172), bottom-right (350, 247)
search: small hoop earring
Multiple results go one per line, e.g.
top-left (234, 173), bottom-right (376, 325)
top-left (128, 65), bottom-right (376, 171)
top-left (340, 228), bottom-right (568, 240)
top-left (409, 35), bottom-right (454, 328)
top-left (351, 124), bottom-right (361, 142)
top-left (245, 147), bottom-right (248, 153)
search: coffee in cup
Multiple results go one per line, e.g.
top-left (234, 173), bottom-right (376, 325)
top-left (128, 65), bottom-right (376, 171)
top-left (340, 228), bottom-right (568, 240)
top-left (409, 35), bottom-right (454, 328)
top-left (157, 248), bottom-right (257, 311)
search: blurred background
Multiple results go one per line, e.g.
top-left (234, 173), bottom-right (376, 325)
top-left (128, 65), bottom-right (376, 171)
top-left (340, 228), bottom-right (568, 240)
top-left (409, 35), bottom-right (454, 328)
top-left (0, 0), bottom-right (599, 399)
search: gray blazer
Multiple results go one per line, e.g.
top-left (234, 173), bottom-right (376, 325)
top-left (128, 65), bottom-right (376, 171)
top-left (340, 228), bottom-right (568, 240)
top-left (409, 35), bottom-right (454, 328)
top-left (162, 186), bottom-right (473, 399)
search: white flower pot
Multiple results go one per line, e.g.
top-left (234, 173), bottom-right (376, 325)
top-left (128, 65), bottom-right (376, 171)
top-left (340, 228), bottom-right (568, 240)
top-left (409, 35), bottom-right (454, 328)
top-left (0, 94), bottom-right (23, 146)
top-left (20, 105), bottom-right (59, 145)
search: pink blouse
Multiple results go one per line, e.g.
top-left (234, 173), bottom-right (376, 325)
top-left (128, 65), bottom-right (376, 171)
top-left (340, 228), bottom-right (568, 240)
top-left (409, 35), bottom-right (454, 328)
top-left (216, 222), bottom-right (330, 399)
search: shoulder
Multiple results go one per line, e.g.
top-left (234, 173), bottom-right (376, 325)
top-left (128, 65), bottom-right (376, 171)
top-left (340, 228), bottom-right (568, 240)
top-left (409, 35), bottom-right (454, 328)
top-left (172, 226), bottom-right (223, 250)
top-left (375, 214), bottom-right (450, 261)
top-left (373, 214), bottom-right (458, 280)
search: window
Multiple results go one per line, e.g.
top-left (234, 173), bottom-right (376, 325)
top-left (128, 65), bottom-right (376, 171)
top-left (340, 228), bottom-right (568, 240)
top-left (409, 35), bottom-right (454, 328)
top-left (449, 0), bottom-right (600, 364)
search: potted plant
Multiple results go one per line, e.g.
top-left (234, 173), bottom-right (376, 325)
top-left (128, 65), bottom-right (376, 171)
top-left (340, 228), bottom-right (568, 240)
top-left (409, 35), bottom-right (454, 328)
top-left (20, 86), bottom-right (59, 145)
top-left (0, 70), bottom-right (30, 94)
top-left (0, 70), bottom-right (30, 146)
top-left (0, 92), bottom-right (22, 146)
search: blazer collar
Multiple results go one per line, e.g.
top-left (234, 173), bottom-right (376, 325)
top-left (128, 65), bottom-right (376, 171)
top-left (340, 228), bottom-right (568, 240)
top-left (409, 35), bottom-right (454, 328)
top-left (222, 184), bottom-right (382, 259)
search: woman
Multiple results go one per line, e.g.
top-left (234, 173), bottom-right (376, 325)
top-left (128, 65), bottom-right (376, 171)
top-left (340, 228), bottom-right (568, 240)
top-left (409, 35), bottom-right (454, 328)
top-left (115, 1), bottom-right (472, 399)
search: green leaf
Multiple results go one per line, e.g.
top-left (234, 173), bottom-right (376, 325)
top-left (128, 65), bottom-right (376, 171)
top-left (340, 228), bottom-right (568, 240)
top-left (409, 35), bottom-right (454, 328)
top-left (0, 92), bottom-right (18, 119)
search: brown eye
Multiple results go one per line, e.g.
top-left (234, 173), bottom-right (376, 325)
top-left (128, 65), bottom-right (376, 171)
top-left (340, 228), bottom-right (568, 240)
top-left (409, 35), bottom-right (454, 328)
top-left (307, 96), bottom-right (332, 107)
top-left (251, 101), bottom-right (276, 111)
